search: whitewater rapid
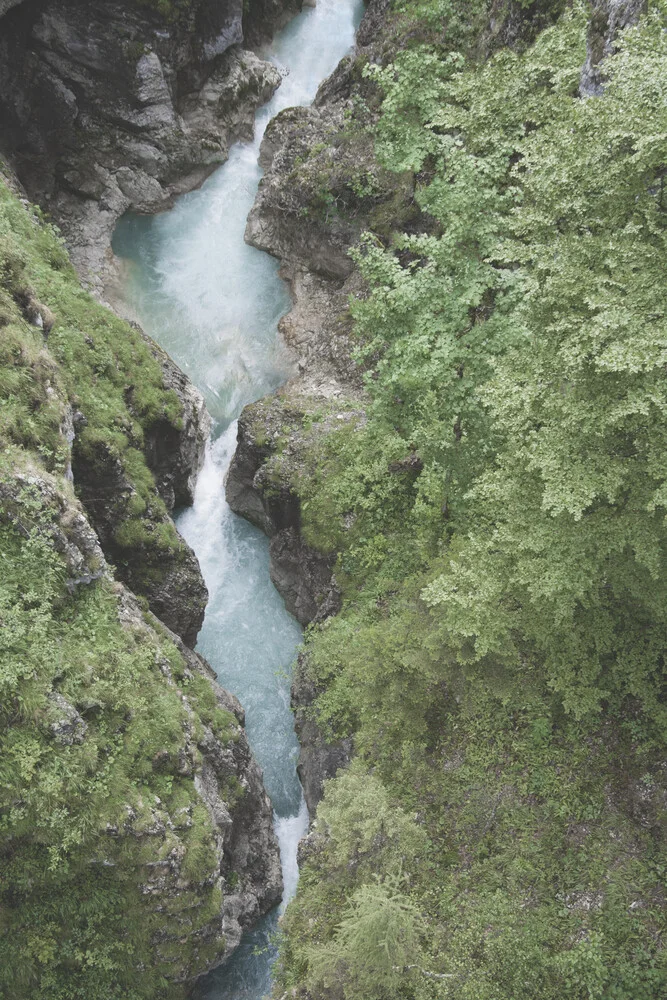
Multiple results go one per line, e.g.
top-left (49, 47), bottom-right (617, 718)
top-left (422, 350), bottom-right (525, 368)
top-left (112, 1), bottom-right (364, 996)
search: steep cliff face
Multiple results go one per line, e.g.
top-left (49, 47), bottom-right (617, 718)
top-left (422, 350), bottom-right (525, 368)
top-left (0, 168), bottom-right (212, 645)
top-left (0, 0), bottom-right (298, 289)
top-left (0, 164), bottom-right (283, 998)
top-left (0, 466), bottom-right (281, 996)
top-left (579, 0), bottom-right (646, 95)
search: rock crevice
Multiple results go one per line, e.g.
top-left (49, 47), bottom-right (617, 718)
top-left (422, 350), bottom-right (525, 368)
top-left (0, 0), bottom-right (299, 289)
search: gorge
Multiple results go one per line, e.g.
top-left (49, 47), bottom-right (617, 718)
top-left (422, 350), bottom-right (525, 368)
top-left (111, 0), bottom-right (364, 994)
top-left (2, 0), bottom-right (667, 998)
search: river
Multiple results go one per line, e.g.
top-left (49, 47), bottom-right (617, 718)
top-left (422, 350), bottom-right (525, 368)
top-left (111, 0), bottom-right (364, 996)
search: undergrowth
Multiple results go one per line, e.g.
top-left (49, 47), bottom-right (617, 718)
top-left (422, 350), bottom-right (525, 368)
top-left (274, 1), bottom-right (667, 997)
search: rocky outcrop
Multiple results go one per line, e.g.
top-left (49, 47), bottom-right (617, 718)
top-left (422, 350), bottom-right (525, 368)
top-left (291, 652), bottom-right (352, 816)
top-left (0, 0), bottom-right (297, 290)
top-left (71, 427), bottom-right (209, 647)
top-left (269, 527), bottom-right (340, 626)
top-left (117, 590), bottom-right (283, 973)
top-left (579, 0), bottom-right (646, 96)
top-left (142, 332), bottom-right (212, 511)
top-left (226, 404), bottom-right (350, 813)
top-left (0, 463), bottom-right (282, 985)
top-left (225, 394), bottom-right (341, 627)
top-left (0, 162), bottom-right (210, 646)
top-left (245, 91), bottom-right (371, 396)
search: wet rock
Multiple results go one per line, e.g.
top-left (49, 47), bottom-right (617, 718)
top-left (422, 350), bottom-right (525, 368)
top-left (47, 692), bottom-right (88, 745)
top-left (580, 0), bottom-right (646, 96)
top-left (242, 0), bottom-right (303, 47)
top-left (246, 105), bottom-right (356, 283)
top-left (141, 552), bottom-right (208, 649)
top-left (244, 0), bottom-right (407, 395)
top-left (0, 0), bottom-right (294, 291)
top-left (270, 526), bottom-right (340, 626)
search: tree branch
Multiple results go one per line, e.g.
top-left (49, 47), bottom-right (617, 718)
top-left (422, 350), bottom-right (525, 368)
top-left (394, 964), bottom-right (459, 980)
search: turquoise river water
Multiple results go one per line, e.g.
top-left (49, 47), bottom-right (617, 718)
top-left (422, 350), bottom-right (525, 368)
top-left (112, 1), bottom-right (364, 996)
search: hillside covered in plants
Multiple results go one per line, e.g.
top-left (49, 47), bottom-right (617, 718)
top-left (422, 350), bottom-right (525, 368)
top-left (2, 0), bottom-right (667, 995)
top-left (227, 0), bottom-right (667, 996)
top-left (0, 166), bottom-right (284, 998)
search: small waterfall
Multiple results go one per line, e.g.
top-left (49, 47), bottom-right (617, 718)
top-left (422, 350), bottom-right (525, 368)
top-left (112, 0), bottom-right (365, 996)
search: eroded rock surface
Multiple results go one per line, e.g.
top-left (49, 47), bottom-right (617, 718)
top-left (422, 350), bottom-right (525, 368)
top-left (0, 465), bottom-right (282, 983)
top-left (580, 0), bottom-right (646, 96)
top-left (0, 0), bottom-right (296, 289)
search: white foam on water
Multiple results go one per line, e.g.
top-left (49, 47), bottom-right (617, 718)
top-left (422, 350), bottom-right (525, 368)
top-left (276, 797), bottom-right (311, 914)
top-left (112, 0), bottom-right (365, 994)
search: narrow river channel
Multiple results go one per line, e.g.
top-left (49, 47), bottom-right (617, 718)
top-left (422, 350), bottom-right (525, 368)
top-left (111, 1), bottom-right (364, 996)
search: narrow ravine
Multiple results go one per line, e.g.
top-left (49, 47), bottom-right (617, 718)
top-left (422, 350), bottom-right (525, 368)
top-left (111, 1), bottom-right (364, 996)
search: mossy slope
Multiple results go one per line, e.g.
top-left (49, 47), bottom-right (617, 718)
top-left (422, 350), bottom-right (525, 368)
top-left (0, 173), bottom-right (280, 997)
top-left (0, 170), bottom-right (208, 642)
top-left (230, 1), bottom-right (667, 997)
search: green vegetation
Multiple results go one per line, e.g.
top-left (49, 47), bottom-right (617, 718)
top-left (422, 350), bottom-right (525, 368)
top-left (275, 1), bottom-right (667, 997)
top-left (0, 176), bottom-right (196, 603)
top-left (0, 471), bottom-right (234, 998)
top-left (0, 177), bottom-right (233, 996)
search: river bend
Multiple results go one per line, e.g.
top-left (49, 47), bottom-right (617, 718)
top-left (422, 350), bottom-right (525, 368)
top-left (112, 1), bottom-right (364, 996)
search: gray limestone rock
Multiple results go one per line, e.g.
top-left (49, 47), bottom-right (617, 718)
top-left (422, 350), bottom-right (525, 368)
top-left (47, 692), bottom-right (88, 745)
top-left (580, 0), bottom-right (646, 97)
top-left (269, 526), bottom-right (340, 626)
top-left (0, 0), bottom-right (294, 291)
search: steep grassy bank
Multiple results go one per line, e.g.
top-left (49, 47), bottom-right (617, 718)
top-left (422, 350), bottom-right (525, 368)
top-left (0, 169), bottom-right (210, 641)
top-left (237, 1), bottom-right (667, 996)
top-left (0, 174), bottom-right (281, 997)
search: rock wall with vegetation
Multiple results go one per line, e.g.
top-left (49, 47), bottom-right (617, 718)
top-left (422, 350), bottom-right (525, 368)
top-left (0, 0), bottom-right (301, 289)
top-left (0, 167), bottom-right (209, 642)
top-left (227, 0), bottom-right (667, 997)
top-left (0, 169), bottom-right (282, 998)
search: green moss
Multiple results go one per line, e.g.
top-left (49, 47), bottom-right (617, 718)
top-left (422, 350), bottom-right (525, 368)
top-left (0, 181), bottom-right (188, 603)
top-left (177, 803), bottom-right (220, 886)
top-left (274, 2), bottom-right (667, 998)
top-left (0, 186), bottom-right (234, 998)
top-left (183, 670), bottom-right (239, 743)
